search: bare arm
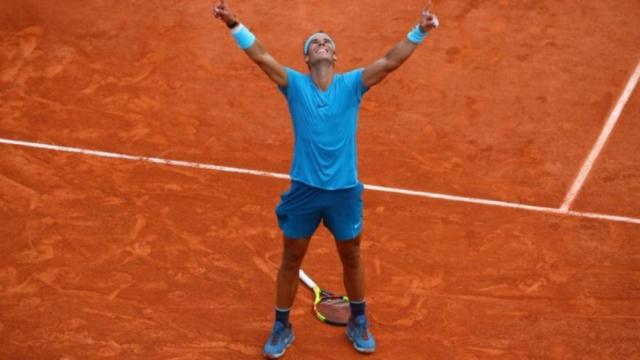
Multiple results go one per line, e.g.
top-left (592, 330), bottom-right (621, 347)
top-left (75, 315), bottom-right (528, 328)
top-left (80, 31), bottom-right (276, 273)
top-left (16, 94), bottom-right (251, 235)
top-left (213, 0), bottom-right (287, 87)
top-left (362, 1), bottom-right (439, 88)
top-left (362, 39), bottom-right (419, 88)
top-left (243, 38), bottom-right (288, 87)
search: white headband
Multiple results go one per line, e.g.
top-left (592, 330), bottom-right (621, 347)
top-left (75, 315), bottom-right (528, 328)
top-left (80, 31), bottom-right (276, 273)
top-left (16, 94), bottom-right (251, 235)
top-left (303, 32), bottom-right (336, 55)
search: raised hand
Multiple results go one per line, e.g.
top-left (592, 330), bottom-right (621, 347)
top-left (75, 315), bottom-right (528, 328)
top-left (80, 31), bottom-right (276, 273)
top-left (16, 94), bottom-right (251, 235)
top-left (213, 0), bottom-right (238, 27)
top-left (419, 0), bottom-right (440, 32)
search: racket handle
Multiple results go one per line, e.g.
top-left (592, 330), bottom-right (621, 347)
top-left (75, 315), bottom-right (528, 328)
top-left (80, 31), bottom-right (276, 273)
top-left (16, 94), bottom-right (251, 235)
top-left (298, 269), bottom-right (318, 288)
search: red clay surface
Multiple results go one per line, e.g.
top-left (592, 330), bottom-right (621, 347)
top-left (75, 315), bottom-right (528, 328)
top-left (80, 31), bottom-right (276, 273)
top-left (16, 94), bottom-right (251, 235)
top-left (1, 0), bottom-right (640, 359)
top-left (573, 84), bottom-right (640, 218)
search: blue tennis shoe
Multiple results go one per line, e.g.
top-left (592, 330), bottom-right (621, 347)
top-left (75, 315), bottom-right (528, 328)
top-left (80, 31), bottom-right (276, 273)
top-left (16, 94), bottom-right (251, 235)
top-left (346, 315), bottom-right (376, 353)
top-left (263, 321), bottom-right (295, 359)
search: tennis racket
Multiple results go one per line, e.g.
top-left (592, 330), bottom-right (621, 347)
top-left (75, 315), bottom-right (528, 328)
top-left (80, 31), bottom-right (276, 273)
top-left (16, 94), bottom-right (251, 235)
top-left (298, 269), bottom-right (350, 326)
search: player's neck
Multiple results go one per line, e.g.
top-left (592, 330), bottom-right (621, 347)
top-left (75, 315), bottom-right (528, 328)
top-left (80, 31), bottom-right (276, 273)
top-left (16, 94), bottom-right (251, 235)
top-left (309, 63), bottom-right (334, 91)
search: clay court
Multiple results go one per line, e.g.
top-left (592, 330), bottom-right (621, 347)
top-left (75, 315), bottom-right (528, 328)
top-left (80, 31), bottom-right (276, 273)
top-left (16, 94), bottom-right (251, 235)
top-left (1, 0), bottom-right (640, 359)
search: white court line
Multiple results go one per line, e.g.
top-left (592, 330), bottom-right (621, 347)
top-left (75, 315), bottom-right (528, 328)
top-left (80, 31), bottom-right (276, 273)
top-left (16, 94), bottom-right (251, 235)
top-left (561, 60), bottom-right (640, 211)
top-left (0, 138), bottom-right (290, 180)
top-left (2, 137), bottom-right (640, 225)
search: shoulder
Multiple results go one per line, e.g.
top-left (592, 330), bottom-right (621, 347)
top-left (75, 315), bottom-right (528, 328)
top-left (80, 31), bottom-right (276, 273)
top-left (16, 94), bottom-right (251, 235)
top-left (285, 67), bottom-right (306, 80)
top-left (282, 67), bottom-right (309, 87)
top-left (337, 68), bottom-right (365, 84)
top-left (341, 68), bottom-right (365, 78)
top-left (279, 67), bottom-right (309, 94)
top-left (337, 68), bottom-right (368, 93)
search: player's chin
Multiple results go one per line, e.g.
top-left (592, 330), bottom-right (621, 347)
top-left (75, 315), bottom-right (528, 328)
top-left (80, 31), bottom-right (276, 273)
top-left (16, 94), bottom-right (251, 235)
top-left (312, 53), bottom-right (330, 60)
top-left (310, 57), bottom-right (334, 66)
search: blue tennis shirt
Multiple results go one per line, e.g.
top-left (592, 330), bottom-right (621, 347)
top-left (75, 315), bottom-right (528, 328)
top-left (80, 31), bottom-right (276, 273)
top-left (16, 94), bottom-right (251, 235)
top-left (278, 67), bottom-right (369, 190)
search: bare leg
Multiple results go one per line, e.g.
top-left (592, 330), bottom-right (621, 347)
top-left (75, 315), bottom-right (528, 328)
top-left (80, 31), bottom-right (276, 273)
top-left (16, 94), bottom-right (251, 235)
top-left (335, 235), bottom-right (365, 301)
top-left (338, 235), bottom-right (375, 352)
top-left (276, 235), bottom-right (311, 308)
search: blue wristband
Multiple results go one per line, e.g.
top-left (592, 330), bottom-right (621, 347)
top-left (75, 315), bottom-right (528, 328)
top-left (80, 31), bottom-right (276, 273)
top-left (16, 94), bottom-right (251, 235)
top-left (231, 23), bottom-right (256, 49)
top-left (407, 25), bottom-right (428, 44)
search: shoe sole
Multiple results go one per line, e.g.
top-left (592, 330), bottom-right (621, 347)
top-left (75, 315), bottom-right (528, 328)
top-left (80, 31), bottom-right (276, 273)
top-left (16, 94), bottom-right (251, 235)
top-left (263, 334), bottom-right (295, 359)
top-left (346, 330), bottom-right (375, 354)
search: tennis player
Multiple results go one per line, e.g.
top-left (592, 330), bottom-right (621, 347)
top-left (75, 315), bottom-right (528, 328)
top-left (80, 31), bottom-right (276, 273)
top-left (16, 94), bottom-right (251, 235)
top-left (213, 1), bottom-right (439, 358)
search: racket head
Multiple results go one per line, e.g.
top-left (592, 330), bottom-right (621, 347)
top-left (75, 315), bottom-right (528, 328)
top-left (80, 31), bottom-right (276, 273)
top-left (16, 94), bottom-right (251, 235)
top-left (299, 269), bottom-right (350, 326)
top-left (314, 292), bottom-right (350, 326)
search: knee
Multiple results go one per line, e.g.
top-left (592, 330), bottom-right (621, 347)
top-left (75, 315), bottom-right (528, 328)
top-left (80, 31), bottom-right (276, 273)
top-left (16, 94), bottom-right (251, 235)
top-left (281, 249), bottom-right (305, 269)
top-left (339, 247), bottom-right (361, 268)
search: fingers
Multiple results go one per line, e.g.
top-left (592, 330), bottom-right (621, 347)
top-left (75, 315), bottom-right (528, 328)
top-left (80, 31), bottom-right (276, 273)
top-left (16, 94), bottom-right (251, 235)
top-left (423, 0), bottom-right (432, 14)
top-left (213, 0), bottom-right (226, 13)
top-left (213, 1), bottom-right (236, 25)
top-left (428, 16), bottom-right (440, 29)
top-left (429, 14), bottom-right (439, 29)
top-left (213, 2), bottom-right (226, 18)
top-left (420, 0), bottom-right (439, 30)
top-left (418, 14), bottom-right (439, 32)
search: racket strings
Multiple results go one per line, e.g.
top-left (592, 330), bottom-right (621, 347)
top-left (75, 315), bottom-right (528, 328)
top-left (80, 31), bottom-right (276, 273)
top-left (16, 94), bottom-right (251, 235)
top-left (317, 297), bottom-right (350, 324)
top-left (322, 298), bottom-right (347, 305)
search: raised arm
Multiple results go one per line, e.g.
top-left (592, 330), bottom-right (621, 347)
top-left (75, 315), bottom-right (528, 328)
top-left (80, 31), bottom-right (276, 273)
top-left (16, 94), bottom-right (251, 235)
top-left (362, 1), bottom-right (439, 88)
top-left (213, 0), bottom-right (287, 87)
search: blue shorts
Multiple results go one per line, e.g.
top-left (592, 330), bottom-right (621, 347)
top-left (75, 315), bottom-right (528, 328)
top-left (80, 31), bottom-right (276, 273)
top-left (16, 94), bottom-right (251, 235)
top-left (275, 181), bottom-right (364, 241)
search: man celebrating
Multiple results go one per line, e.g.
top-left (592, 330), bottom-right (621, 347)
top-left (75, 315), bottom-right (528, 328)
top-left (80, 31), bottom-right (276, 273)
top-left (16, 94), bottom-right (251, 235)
top-left (213, 1), bottom-right (439, 358)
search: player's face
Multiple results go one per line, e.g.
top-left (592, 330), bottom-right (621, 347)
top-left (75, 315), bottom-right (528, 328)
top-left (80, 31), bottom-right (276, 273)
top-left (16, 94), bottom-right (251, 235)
top-left (305, 34), bottom-right (336, 65)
